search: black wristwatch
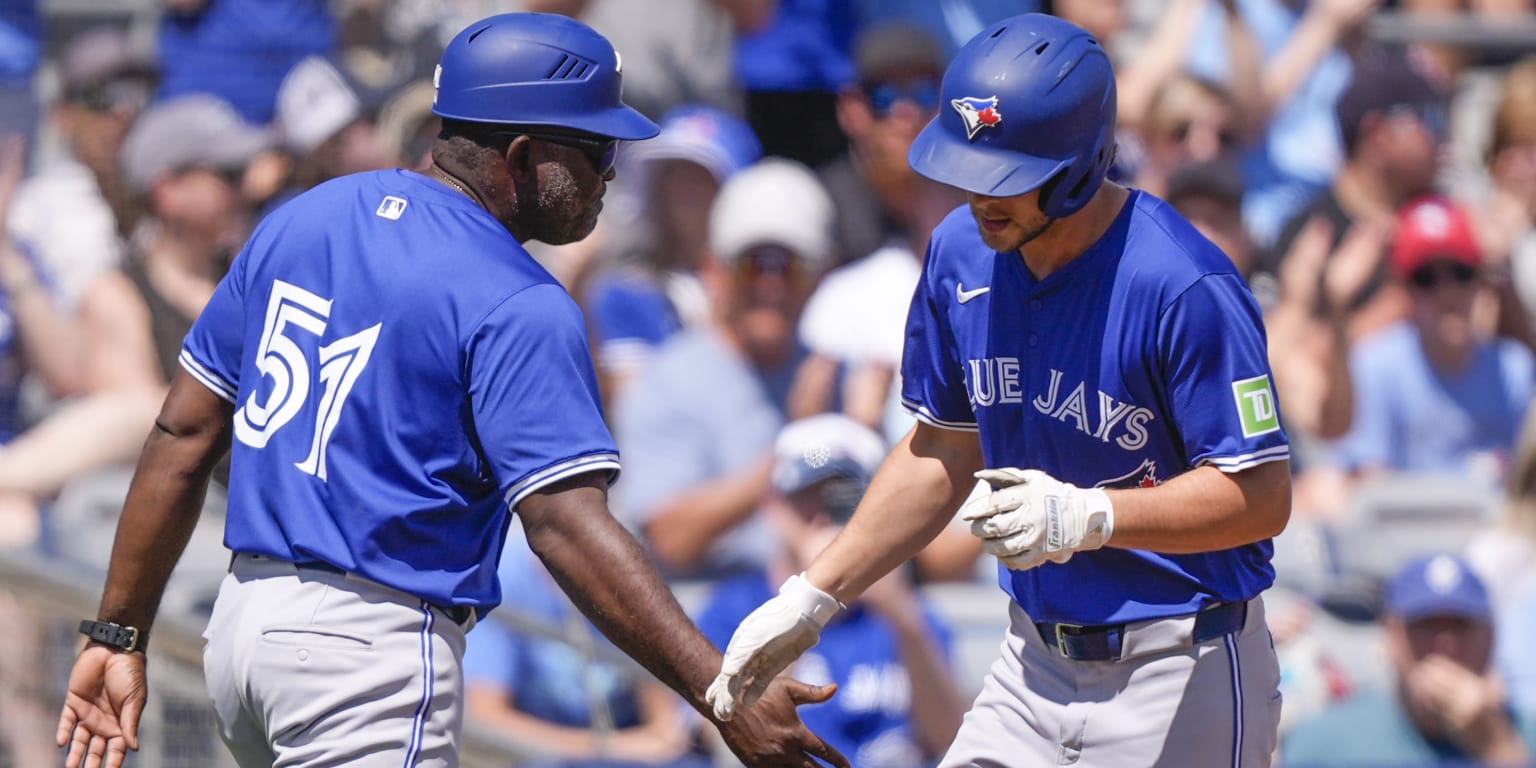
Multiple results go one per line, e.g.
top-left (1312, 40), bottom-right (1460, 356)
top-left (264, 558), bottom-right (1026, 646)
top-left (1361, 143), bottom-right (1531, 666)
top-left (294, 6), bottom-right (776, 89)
top-left (78, 620), bottom-right (147, 653)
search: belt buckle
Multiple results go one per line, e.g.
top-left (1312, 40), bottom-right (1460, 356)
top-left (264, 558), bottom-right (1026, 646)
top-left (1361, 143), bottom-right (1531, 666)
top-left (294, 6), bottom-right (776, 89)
top-left (1053, 622), bottom-right (1083, 657)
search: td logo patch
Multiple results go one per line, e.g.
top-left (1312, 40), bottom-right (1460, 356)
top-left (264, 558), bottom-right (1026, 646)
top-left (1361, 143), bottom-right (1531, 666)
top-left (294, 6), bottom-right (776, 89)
top-left (1232, 375), bottom-right (1279, 437)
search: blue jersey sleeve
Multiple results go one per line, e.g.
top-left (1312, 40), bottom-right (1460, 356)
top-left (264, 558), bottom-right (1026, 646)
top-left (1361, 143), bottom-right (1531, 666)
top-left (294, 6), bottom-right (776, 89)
top-left (1157, 273), bottom-right (1289, 471)
top-left (900, 245), bottom-right (976, 432)
top-left (179, 245), bottom-right (251, 402)
top-left (467, 284), bottom-right (620, 510)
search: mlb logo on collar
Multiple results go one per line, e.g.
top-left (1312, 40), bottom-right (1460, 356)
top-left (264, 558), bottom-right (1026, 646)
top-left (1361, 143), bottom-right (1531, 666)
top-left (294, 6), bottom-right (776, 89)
top-left (952, 96), bottom-right (1002, 141)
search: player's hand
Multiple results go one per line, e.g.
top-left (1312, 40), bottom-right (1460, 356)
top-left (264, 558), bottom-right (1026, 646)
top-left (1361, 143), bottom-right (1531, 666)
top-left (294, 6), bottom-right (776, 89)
top-left (714, 676), bottom-right (850, 768)
top-left (706, 573), bottom-right (843, 721)
top-left (961, 468), bottom-right (1114, 572)
top-left (56, 643), bottom-right (147, 768)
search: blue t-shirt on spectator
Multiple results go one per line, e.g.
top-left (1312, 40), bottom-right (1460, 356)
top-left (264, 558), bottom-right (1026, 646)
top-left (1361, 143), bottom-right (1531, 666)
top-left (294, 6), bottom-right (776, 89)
top-left (1185, 0), bottom-right (1352, 249)
top-left (733, 0), bottom-right (860, 92)
top-left (697, 570), bottom-right (953, 767)
top-left (1283, 689), bottom-right (1536, 766)
top-left (1332, 323), bottom-right (1534, 478)
top-left (158, 0), bottom-right (335, 125)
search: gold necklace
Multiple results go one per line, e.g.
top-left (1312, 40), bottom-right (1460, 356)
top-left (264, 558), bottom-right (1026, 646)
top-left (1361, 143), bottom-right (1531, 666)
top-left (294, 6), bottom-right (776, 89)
top-left (432, 165), bottom-right (484, 207)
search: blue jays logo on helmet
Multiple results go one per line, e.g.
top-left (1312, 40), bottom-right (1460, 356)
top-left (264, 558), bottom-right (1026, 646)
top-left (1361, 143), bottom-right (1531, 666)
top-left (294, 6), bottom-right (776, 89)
top-left (951, 96), bottom-right (1002, 141)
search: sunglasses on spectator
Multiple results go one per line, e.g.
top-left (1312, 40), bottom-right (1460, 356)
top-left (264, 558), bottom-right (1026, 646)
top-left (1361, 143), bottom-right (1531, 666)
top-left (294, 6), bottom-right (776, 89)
top-left (735, 245), bottom-right (805, 280)
top-left (1385, 103), bottom-right (1448, 141)
top-left (1409, 261), bottom-right (1478, 289)
top-left (864, 79), bottom-right (941, 116)
top-left (1168, 120), bottom-right (1239, 151)
top-left (496, 129), bottom-right (619, 176)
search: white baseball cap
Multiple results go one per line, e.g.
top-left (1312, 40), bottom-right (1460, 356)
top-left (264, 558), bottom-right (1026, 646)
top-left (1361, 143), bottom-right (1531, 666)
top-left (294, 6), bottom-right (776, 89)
top-left (708, 157), bottom-right (835, 273)
top-left (771, 413), bottom-right (887, 498)
top-left (276, 56), bottom-right (362, 154)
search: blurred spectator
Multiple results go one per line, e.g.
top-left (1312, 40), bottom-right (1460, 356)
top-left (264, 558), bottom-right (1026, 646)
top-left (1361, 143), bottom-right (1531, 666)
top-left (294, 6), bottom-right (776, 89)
top-left (1115, 0), bottom-right (1264, 189)
top-left (374, 78), bottom-right (438, 171)
top-left (585, 104), bottom-right (761, 406)
top-left (1468, 409), bottom-right (1536, 714)
top-left (1186, 0), bottom-right (1383, 249)
top-left (1133, 74), bottom-right (1245, 199)
top-left (696, 413), bottom-right (965, 766)
top-left (726, 0), bottom-right (859, 167)
top-left (793, 23), bottom-right (960, 447)
top-left (820, 21), bottom-right (958, 268)
top-left (1166, 158), bottom-right (1259, 281)
top-left (854, 0), bottom-right (1031, 60)
top-left (582, 0), bottom-right (741, 120)
top-left (157, 0), bottom-right (337, 126)
top-left (1479, 56), bottom-right (1536, 343)
top-left (1282, 553), bottom-right (1536, 766)
top-left (0, 95), bottom-right (265, 503)
top-left (5, 26), bottom-right (156, 310)
top-left (1331, 197), bottom-right (1533, 486)
top-left (1267, 48), bottom-right (1448, 342)
top-left (613, 158), bottom-right (831, 579)
top-left (0, 0), bottom-right (40, 151)
top-left (265, 55), bottom-right (395, 215)
top-left (0, 135), bottom-right (55, 546)
top-left (464, 527), bottom-right (706, 768)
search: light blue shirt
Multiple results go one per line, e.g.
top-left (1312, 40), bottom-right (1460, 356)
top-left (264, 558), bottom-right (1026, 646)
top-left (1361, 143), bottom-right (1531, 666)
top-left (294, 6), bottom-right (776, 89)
top-left (613, 329), bottom-right (802, 579)
top-left (1283, 689), bottom-right (1536, 766)
top-left (1186, 0), bottom-right (1352, 249)
top-left (1333, 323), bottom-right (1534, 476)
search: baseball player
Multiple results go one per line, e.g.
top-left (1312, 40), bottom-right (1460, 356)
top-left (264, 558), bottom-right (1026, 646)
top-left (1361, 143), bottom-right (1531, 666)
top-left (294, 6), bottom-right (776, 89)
top-left (55, 14), bottom-right (846, 768)
top-left (707, 13), bottom-right (1292, 767)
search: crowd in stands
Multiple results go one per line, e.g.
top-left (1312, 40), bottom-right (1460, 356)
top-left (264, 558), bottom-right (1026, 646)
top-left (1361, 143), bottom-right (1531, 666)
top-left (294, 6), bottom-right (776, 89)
top-left (4, 0), bottom-right (1536, 765)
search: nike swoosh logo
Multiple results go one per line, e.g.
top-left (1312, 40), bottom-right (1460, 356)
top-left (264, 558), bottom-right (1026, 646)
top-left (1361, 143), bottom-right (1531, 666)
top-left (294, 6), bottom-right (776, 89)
top-left (957, 284), bottom-right (991, 304)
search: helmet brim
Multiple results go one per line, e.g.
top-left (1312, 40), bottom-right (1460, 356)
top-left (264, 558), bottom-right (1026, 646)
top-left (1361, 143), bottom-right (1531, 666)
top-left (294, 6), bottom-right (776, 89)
top-left (908, 119), bottom-right (1070, 198)
top-left (589, 104), bottom-right (661, 141)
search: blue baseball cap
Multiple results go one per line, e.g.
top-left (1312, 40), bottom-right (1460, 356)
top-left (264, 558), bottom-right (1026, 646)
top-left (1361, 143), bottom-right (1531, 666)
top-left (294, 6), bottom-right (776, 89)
top-left (1385, 554), bottom-right (1491, 623)
top-left (626, 104), bottom-right (762, 183)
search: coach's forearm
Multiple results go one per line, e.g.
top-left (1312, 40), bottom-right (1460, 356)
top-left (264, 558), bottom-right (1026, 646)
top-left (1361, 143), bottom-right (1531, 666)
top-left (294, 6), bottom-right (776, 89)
top-left (98, 419), bottom-right (228, 635)
top-left (806, 423), bottom-right (983, 604)
top-left (522, 477), bottom-right (722, 714)
top-left (1102, 460), bottom-right (1291, 553)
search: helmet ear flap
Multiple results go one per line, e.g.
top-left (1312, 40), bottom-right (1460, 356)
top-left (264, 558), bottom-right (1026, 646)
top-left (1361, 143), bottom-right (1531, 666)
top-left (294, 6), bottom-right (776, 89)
top-left (1040, 133), bottom-right (1116, 218)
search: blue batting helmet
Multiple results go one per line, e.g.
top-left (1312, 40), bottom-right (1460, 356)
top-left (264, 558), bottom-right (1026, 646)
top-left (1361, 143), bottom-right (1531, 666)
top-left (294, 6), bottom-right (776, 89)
top-left (432, 13), bottom-right (659, 141)
top-left (908, 13), bottom-right (1116, 218)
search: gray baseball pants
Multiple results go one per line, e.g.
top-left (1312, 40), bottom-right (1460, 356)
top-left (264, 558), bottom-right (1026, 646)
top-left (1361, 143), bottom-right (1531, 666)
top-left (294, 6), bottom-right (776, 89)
top-left (202, 553), bottom-right (474, 767)
top-left (941, 597), bottom-right (1282, 767)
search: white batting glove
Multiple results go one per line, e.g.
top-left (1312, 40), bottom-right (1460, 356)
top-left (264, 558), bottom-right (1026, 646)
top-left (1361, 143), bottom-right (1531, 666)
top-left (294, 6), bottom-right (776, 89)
top-left (705, 573), bottom-right (844, 721)
top-left (960, 468), bottom-right (1115, 572)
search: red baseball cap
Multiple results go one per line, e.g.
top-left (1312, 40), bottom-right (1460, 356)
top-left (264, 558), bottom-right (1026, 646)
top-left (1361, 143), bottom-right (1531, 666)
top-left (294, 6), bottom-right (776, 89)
top-left (1390, 196), bottom-right (1482, 278)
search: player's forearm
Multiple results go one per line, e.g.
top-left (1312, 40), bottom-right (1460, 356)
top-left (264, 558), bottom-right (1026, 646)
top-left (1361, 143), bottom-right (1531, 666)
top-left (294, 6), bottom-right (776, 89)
top-left (523, 481), bottom-right (725, 716)
top-left (806, 424), bottom-right (982, 603)
top-left (1102, 461), bottom-right (1291, 553)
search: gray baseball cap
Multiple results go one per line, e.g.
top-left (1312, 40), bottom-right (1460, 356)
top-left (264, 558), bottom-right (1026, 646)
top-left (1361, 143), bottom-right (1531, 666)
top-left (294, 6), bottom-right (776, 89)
top-left (121, 95), bottom-right (272, 192)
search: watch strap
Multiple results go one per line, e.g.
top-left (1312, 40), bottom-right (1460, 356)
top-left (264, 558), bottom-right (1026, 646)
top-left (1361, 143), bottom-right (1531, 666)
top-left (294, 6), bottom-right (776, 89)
top-left (79, 619), bottom-right (146, 652)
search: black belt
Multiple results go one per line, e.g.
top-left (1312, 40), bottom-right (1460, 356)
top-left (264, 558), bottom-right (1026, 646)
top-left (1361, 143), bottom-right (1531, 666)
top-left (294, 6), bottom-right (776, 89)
top-left (232, 553), bottom-right (475, 626)
top-left (1035, 600), bottom-right (1249, 661)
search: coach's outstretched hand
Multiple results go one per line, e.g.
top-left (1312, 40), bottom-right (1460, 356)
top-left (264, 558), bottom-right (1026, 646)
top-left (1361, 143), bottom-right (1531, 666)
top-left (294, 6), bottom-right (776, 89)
top-left (716, 677), bottom-right (849, 768)
top-left (56, 644), bottom-right (147, 768)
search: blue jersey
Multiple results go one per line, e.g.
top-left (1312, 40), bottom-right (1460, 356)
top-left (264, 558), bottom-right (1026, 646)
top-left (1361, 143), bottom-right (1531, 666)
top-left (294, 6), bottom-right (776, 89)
top-left (902, 192), bottom-right (1288, 625)
top-left (181, 169), bottom-right (619, 612)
